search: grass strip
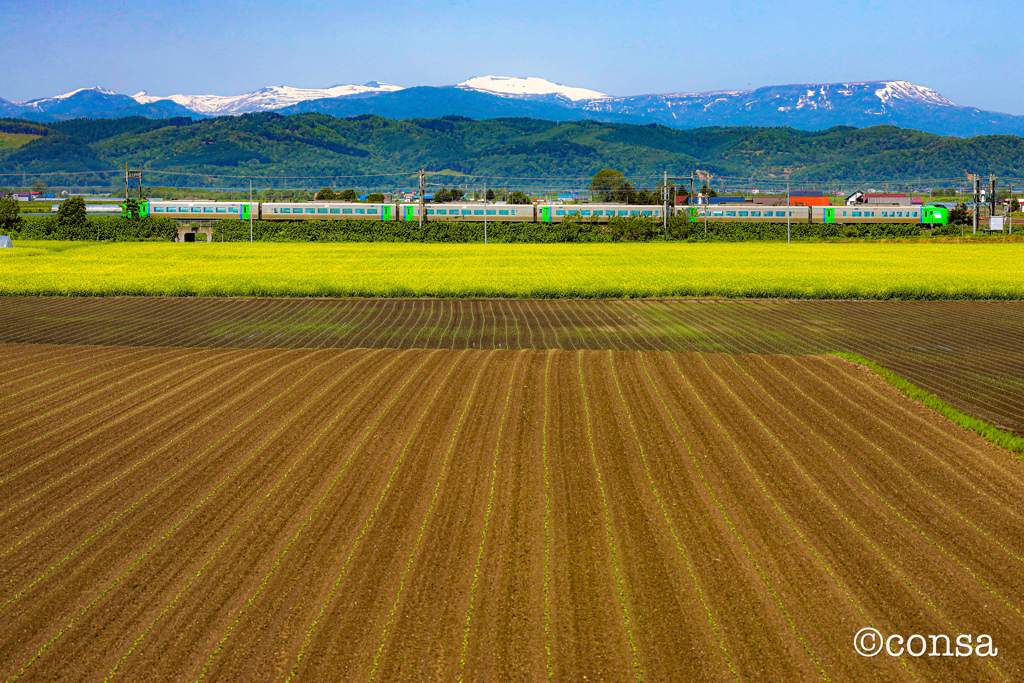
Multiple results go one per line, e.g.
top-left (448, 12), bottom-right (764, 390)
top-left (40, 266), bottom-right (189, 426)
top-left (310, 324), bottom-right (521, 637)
top-left (831, 352), bottom-right (1024, 456)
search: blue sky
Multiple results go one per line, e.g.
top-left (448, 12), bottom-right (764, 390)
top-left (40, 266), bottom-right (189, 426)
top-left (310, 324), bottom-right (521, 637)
top-left (4, 0), bottom-right (1020, 114)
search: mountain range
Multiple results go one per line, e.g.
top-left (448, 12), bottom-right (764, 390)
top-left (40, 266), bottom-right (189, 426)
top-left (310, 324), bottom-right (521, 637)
top-left (3, 76), bottom-right (1024, 137)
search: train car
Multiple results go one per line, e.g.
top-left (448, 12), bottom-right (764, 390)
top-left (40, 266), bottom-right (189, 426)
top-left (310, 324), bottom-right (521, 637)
top-left (687, 205), bottom-right (811, 223)
top-left (537, 203), bottom-right (667, 222)
top-left (148, 200), bottom-right (254, 222)
top-left (425, 203), bottom-right (535, 222)
top-left (261, 201), bottom-right (397, 221)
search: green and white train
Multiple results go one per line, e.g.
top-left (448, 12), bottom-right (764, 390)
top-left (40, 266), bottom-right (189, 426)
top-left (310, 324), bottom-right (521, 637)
top-left (124, 199), bottom-right (950, 226)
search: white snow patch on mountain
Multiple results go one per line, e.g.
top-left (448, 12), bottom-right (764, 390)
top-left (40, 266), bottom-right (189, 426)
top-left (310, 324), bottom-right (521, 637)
top-left (16, 86), bottom-right (118, 106)
top-left (458, 76), bottom-right (610, 101)
top-left (131, 82), bottom-right (404, 115)
top-left (873, 80), bottom-right (957, 107)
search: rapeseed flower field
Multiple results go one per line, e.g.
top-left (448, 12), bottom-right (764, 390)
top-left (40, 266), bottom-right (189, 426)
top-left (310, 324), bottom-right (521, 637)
top-left (1, 240), bottom-right (1022, 299)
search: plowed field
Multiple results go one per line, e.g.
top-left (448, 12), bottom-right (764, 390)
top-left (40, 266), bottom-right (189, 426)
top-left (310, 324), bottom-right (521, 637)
top-left (1, 343), bottom-right (1021, 681)
top-left (2, 297), bottom-right (1022, 434)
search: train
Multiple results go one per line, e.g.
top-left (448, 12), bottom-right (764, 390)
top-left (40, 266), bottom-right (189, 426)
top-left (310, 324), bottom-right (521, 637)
top-left (123, 199), bottom-right (951, 226)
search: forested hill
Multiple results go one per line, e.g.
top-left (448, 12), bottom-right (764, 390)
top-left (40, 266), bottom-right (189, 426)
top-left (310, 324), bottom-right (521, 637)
top-left (2, 113), bottom-right (1023, 186)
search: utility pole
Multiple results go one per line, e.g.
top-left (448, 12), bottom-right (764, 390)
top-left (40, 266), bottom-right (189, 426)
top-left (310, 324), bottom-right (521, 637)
top-left (249, 179), bottom-right (254, 243)
top-left (483, 180), bottom-right (487, 245)
top-left (787, 181), bottom-right (791, 244)
top-left (418, 169), bottom-right (425, 230)
top-left (974, 176), bottom-right (981, 235)
top-left (662, 170), bottom-right (668, 236)
top-left (990, 175), bottom-right (997, 220)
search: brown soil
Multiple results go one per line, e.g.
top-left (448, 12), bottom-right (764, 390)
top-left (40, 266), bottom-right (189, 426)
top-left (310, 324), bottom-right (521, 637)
top-left (2, 297), bottom-right (1022, 433)
top-left (1, 342), bottom-right (1021, 681)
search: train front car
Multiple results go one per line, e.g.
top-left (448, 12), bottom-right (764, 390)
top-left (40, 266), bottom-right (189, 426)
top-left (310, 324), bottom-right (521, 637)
top-left (815, 205), bottom-right (924, 224)
top-left (262, 201), bottom-right (397, 221)
top-left (921, 205), bottom-right (950, 227)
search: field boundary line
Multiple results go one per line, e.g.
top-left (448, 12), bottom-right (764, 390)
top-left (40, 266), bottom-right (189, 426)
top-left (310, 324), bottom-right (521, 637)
top-left (542, 351), bottom-right (553, 679)
top-left (799, 355), bottom-right (1024, 558)
top-left (457, 352), bottom-right (523, 682)
top-left (817, 354), bottom-right (1024, 496)
top-left (366, 352), bottom-right (493, 681)
top-left (831, 352), bottom-right (1024, 456)
top-left (746, 356), bottom-right (1024, 621)
top-left (4, 350), bottom-right (348, 682)
top-left (716, 354), bottom-right (1006, 680)
top-left (623, 353), bottom-right (738, 680)
top-left (576, 353), bottom-right (643, 683)
top-left (664, 354), bottom-right (831, 682)
top-left (110, 348), bottom-right (395, 682)
top-left (286, 349), bottom-right (464, 682)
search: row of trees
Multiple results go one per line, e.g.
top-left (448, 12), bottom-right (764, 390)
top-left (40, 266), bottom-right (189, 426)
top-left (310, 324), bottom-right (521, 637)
top-left (1, 195), bottom-right (91, 235)
top-left (315, 187), bottom-right (386, 202)
top-left (589, 169), bottom-right (707, 204)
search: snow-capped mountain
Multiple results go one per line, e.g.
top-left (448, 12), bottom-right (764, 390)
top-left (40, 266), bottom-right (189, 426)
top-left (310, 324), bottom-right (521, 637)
top-left (4, 78), bottom-right (1024, 137)
top-left (457, 76), bottom-right (609, 102)
top-left (131, 82), bottom-right (404, 116)
top-left (19, 86), bottom-right (119, 107)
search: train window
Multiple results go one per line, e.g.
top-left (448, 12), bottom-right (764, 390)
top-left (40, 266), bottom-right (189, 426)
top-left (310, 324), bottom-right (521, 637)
top-left (340, 208), bottom-right (351, 214)
top-left (739, 211), bottom-right (748, 216)
top-left (911, 212), bottom-right (917, 217)
top-left (474, 210), bottom-right (484, 216)
top-left (279, 208), bottom-right (289, 213)
top-left (303, 208), bottom-right (314, 214)
top-left (216, 207), bottom-right (226, 213)
top-left (499, 210), bottom-right (509, 216)
top-left (154, 207), bottom-right (164, 212)
top-left (751, 211), bottom-right (760, 216)
top-left (462, 210), bottom-right (472, 215)
top-left (486, 210), bottom-right (497, 216)
top-left (581, 211), bottom-right (591, 216)
top-left (203, 207), bottom-right (214, 213)
top-left (842, 212), bottom-right (847, 216)
top-left (725, 211), bottom-right (736, 217)
top-left (427, 209), bottom-right (435, 215)
top-left (567, 210), bottom-right (579, 215)
top-left (556, 210), bottom-right (566, 216)
top-left (618, 211), bottom-right (628, 216)
top-left (355, 209), bottom-right (365, 214)
top-left (367, 208), bottom-right (377, 214)
top-left (631, 211), bottom-right (641, 216)
top-left (330, 208), bottom-right (340, 214)
top-left (881, 211), bottom-right (888, 217)
top-left (897, 211), bottom-right (903, 217)
top-left (864, 212), bottom-right (873, 217)
top-left (315, 208), bottom-right (326, 214)
top-left (775, 211), bottom-right (785, 216)
top-left (852, 211), bottom-right (862, 217)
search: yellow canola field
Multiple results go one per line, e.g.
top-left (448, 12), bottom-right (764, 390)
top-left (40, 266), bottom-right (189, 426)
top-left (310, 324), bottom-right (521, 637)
top-left (1, 241), bottom-right (1022, 299)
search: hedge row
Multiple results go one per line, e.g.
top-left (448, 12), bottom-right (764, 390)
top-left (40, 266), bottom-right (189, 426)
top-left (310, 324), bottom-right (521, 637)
top-left (8, 215), bottom-right (178, 241)
top-left (3, 215), bottom-right (927, 243)
top-left (209, 217), bottom-right (926, 243)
